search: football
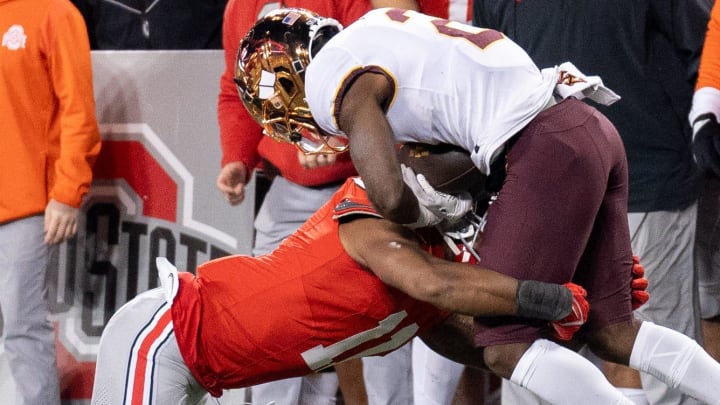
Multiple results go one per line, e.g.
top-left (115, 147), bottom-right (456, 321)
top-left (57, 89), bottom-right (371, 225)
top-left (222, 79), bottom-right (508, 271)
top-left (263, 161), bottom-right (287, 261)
top-left (396, 142), bottom-right (485, 196)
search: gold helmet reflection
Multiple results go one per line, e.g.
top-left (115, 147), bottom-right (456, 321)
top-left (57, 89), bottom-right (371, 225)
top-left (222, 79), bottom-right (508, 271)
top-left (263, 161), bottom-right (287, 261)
top-left (234, 8), bottom-right (346, 154)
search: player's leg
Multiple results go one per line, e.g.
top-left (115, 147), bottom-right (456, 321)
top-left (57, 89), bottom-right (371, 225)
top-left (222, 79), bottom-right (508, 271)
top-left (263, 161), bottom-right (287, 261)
top-left (474, 99), bottom-right (618, 344)
top-left (300, 370), bottom-right (339, 405)
top-left (0, 216), bottom-right (59, 405)
top-left (587, 319), bottom-right (720, 405)
top-left (412, 337), bottom-right (464, 405)
top-left (474, 99), bottom-right (633, 403)
top-left (696, 174), bottom-right (720, 362)
top-left (556, 104), bottom-right (656, 404)
top-left (211, 388), bottom-right (249, 405)
top-left (486, 340), bottom-right (634, 405)
top-left (704, 317), bottom-right (720, 361)
top-left (91, 288), bottom-right (205, 405)
top-left (335, 359), bottom-right (368, 405)
top-left (604, 207), bottom-right (701, 404)
top-left (500, 380), bottom-right (550, 405)
top-left (362, 343), bottom-right (413, 405)
top-left (251, 379), bottom-right (302, 405)
top-left (570, 112), bottom-right (717, 404)
top-left (571, 157), bottom-right (700, 405)
top-left (423, 315), bottom-right (633, 405)
top-left (436, 333), bottom-right (635, 405)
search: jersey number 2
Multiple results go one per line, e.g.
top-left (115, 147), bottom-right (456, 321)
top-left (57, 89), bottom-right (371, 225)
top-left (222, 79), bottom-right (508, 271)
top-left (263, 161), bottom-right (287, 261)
top-left (386, 8), bottom-right (503, 49)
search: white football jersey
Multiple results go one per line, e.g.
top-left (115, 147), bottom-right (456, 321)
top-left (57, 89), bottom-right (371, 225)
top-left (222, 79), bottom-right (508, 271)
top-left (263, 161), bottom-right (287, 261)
top-left (305, 8), bottom-right (557, 174)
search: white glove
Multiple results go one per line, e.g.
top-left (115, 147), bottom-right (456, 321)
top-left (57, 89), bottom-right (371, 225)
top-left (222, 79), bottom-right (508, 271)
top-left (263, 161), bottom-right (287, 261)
top-left (401, 164), bottom-right (473, 228)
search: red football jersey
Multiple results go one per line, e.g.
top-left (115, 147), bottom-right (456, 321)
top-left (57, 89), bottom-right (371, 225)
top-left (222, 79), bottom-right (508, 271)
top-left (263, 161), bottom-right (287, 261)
top-left (171, 178), bottom-right (450, 396)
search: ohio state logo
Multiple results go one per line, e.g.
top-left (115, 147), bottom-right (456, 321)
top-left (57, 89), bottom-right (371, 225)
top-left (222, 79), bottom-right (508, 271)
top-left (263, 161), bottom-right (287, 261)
top-left (2, 24), bottom-right (27, 50)
top-left (48, 123), bottom-right (246, 398)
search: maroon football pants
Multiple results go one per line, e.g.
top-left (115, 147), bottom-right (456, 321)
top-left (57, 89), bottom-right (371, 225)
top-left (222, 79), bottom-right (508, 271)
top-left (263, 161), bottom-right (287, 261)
top-left (474, 98), bottom-right (634, 347)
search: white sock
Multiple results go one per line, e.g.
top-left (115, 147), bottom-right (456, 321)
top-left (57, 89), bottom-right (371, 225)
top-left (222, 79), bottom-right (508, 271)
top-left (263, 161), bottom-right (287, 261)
top-left (510, 339), bottom-right (633, 405)
top-left (617, 388), bottom-right (649, 405)
top-left (630, 321), bottom-right (720, 405)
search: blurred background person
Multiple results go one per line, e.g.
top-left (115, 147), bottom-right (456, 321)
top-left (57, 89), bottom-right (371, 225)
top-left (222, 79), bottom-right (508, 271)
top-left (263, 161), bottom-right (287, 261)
top-left (70, 0), bottom-right (227, 49)
top-left (690, 0), bottom-right (720, 364)
top-left (0, 1), bottom-right (101, 404)
top-left (473, 1), bottom-right (710, 404)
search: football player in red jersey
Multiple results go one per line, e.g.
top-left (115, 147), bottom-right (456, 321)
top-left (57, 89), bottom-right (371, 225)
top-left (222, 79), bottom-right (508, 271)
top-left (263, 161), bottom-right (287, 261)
top-left (90, 172), bottom-right (596, 405)
top-left (235, 8), bottom-right (720, 405)
top-left (218, 1), bottom-right (473, 403)
top-left (217, 1), bottom-right (419, 403)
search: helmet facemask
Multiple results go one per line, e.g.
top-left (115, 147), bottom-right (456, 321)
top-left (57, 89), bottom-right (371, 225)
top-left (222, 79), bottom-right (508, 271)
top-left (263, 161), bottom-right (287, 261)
top-left (235, 9), bottom-right (347, 155)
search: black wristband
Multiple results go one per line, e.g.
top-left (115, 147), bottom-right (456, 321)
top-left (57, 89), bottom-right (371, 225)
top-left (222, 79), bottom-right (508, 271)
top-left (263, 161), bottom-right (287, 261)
top-left (516, 280), bottom-right (572, 320)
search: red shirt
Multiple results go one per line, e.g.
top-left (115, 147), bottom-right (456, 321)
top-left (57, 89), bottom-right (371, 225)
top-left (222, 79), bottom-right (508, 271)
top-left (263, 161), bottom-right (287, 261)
top-left (171, 178), bottom-right (450, 396)
top-left (217, 0), bottom-right (370, 186)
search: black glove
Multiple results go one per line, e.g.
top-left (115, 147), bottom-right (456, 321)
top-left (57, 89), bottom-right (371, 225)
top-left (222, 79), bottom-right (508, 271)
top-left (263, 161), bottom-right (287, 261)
top-left (692, 113), bottom-right (720, 177)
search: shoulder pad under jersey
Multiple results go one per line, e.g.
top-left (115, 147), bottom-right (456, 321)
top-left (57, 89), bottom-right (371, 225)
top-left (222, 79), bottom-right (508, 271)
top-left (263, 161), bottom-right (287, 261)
top-left (332, 178), bottom-right (383, 220)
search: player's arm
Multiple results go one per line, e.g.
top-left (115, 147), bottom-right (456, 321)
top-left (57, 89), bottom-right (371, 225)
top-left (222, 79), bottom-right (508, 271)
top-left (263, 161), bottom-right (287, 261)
top-left (339, 215), bottom-right (576, 321)
top-left (216, 1), bottom-right (265, 205)
top-left (337, 72), bottom-right (471, 227)
top-left (337, 72), bottom-right (420, 224)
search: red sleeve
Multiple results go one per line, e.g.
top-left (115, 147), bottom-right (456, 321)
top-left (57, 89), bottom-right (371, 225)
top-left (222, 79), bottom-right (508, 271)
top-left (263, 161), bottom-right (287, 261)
top-left (217, 0), bottom-right (264, 170)
top-left (335, 0), bottom-right (373, 25)
top-left (418, 0), bottom-right (449, 19)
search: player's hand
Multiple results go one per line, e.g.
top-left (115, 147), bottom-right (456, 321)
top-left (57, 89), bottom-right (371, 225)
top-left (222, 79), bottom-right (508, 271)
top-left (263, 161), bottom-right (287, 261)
top-left (401, 164), bottom-right (473, 228)
top-left (298, 150), bottom-right (337, 169)
top-left (44, 199), bottom-right (79, 244)
top-left (216, 161), bottom-right (248, 206)
top-left (631, 255), bottom-right (650, 310)
top-left (692, 113), bottom-right (720, 177)
top-left (550, 282), bottom-right (589, 341)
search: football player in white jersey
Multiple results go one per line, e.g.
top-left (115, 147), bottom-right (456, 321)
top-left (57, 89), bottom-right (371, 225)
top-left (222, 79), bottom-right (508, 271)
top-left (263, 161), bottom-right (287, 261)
top-left (364, 3), bottom-right (478, 403)
top-left (235, 8), bottom-right (720, 405)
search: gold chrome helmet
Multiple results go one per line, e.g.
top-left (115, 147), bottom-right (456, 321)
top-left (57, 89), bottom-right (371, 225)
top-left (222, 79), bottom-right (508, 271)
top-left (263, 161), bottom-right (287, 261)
top-left (234, 8), bottom-right (347, 154)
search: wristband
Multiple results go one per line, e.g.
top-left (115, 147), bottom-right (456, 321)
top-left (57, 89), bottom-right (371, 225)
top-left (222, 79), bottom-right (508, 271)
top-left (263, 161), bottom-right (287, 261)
top-left (516, 280), bottom-right (572, 321)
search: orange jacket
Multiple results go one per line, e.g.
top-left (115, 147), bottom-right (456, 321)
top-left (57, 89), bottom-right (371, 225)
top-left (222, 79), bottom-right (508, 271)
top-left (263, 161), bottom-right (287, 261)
top-left (0, 0), bottom-right (101, 223)
top-left (697, 1), bottom-right (720, 91)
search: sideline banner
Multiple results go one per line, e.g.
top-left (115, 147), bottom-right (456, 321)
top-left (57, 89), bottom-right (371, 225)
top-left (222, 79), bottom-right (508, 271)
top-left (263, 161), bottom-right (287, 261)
top-left (0, 50), bottom-right (255, 403)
